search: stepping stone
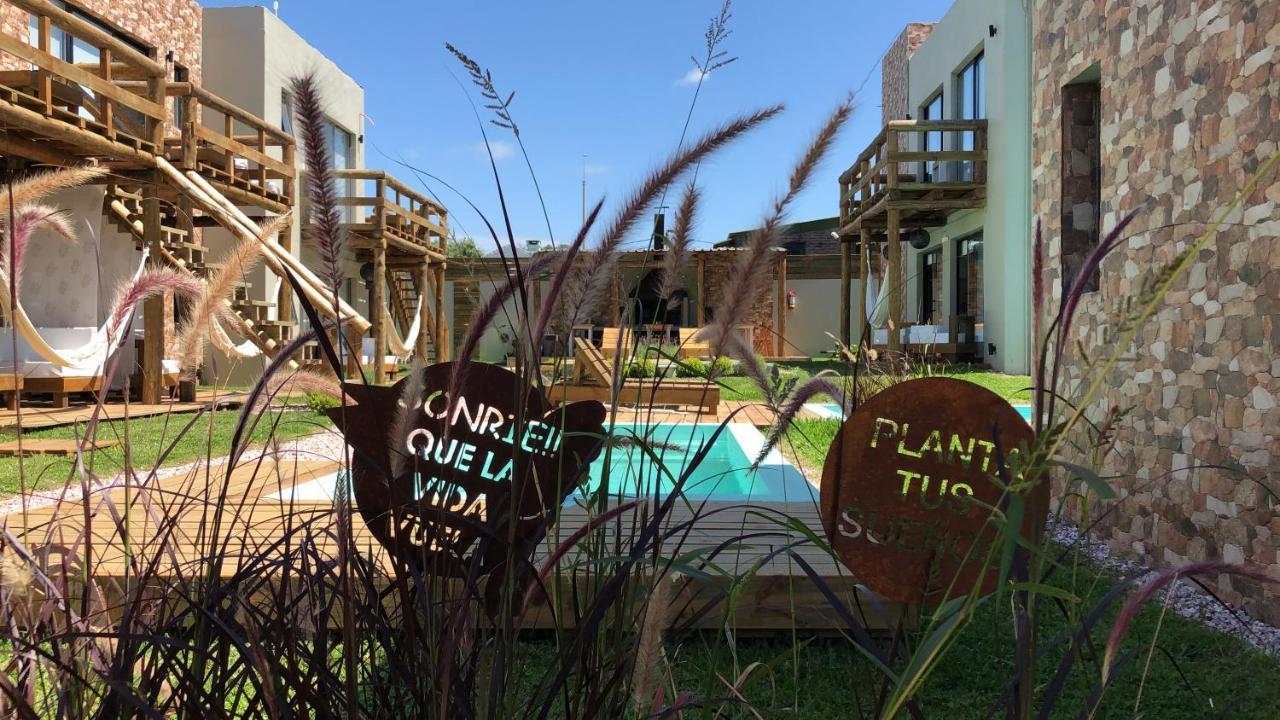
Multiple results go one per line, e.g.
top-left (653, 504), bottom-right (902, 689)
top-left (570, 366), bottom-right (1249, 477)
top-left (0, 439), bottom-right (121, 458)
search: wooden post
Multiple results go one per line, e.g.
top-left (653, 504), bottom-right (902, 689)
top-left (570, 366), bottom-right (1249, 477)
top-left (840, 237), bottom-right (851, 347)
top-left (695, 254), bottom-right (706, 327)
top-left (434, 263), bottom-right (449, 361)
top-left (36, 15), bottom-right (51, 117)
top-left (371, 241), bottom-right (387, 383)
top-left (415, 264), bottom-right (430, 362)
top-left (887, 210), bottom-right (903, 354)
top-left (857, 228), bottom-right (870, 348)
top-left (275, 219), bottom-right (293, 327)
top-left (776, 254), bottom-right (787, 357)
top-left (141, 177), bottom-right (165, 404)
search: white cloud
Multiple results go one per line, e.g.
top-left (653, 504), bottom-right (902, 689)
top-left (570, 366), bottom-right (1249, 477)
top-left (471, 140), bottom-right (514, 160)
top-left (675, 66), bottom-right (709, 87)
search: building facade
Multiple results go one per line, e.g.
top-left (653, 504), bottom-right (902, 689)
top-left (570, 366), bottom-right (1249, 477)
top-left (1032, 0), bottom-right (1280, 621)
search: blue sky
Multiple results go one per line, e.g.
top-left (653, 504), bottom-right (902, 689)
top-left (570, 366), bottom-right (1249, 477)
top-left (201, 1), bottom-right (953, 252)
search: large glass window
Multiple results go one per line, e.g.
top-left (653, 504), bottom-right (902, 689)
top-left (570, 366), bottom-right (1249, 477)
top-left (955, 233), bottom-right (984, 325)
top-left (920, 249), bottom-right (942, 324)
top-left (954, 51), bottom-right (984, 181)
top-left (919, 91), bottom-right (943, 182)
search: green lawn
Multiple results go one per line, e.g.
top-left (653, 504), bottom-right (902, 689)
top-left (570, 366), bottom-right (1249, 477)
top-left (0, 408), bottom-right (329, 498)
top-left (715, 361), bottom-right (1032, 404)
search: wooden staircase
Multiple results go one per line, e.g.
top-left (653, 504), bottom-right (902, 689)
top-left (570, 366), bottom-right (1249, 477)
top-left (386, 267), bottom-right (437, 363)
top-left (103, 184), bottom-right (287, 358)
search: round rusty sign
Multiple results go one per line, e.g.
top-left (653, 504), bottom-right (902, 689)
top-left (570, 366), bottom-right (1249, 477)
top-left (819, 377), bottom-right (1042, 606)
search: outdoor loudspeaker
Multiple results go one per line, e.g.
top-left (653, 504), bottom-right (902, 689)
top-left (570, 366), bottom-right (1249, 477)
top-left (906, 229), bottom-right (931, 250)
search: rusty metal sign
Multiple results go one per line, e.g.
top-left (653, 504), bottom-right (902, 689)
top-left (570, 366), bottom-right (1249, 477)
top-left (326, 362), bottom-right (606, 580)
top-left (819, 377), bottom-right (1042, 606)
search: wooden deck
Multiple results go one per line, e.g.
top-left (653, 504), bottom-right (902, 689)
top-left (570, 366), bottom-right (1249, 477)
top-left (0, 454), bottom-right (901, 633)
top-left (0, 390), bottom-right (243, 430)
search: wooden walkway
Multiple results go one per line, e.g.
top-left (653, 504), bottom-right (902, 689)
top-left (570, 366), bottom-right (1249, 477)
top-left (609, 400), bottom-right (814, 427)
top-left (0, 457), bottom-right (900, 633)
top-left (0, 390), bottom-right (244, 430)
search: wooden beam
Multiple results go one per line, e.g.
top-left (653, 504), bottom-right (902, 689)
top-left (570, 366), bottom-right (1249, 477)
top-left (140, 175), bottom-right (164, 404)
top-left (371, 241), bottom-right (387, 383)
top-left (886, 209), bottom-right (902, 355)
top-left (840, 238), bottom-right (851, 347)
top-left (0, 133), bottom-right (77, 166)
top-left (434, 263), bottom-right (449, 361)
top-left (776, 254), bottom-right (787, 357)
top-left (857, 229), bottom-right (870, 349)
top-left (696, 254), bottom-right (706, 326)
top-left (415, 265), bottom-right (430, 362)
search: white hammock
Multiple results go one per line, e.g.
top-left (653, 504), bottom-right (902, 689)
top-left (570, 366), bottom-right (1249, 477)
top-left (867, 268), bottom-right (890, 329)
top-left (0, 249), bottom-right (149, 369)
top-left (383, 292), bottom-right (425, 359)
top-left (208, 314), bottom-right (263, 359)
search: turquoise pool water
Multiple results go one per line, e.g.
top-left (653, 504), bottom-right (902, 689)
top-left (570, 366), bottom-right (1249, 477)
top-left (270, 423), bottom-right (813, 504)
top-left (808, 402), bottom-right (1033, 423)
top-left (576, 423), bottom-right (812, 503)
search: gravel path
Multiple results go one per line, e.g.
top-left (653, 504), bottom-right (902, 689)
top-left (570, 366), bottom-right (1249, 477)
top-left (3, 430), bottom-right (1276, 656)
top-left (1049, 522), bottom-right (1280, 656)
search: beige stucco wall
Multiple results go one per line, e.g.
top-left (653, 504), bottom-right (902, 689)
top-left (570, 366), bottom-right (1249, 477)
top-left (201, 6), bottom-right (368, 384)
top-left (901, 0), bottom-right (1033, 374)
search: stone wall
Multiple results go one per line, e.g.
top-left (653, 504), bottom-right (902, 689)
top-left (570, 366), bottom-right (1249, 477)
top-left (882, 22), bottom-right (936, 125)
top-left (1032, 0), bottom-right (1280, 621)
top-left (701, 250), bottom-right (783, 356)
top-left (0, 0), bottom-right (202, 84)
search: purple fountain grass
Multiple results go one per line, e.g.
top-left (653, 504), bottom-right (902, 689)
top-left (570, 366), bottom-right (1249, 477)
top-left (753, 373), bottom-right (847, 466)
top-left (290, 74), bottom-right (346, 293)
top-left (108, 268), bottom-right (203, 335)
top-left (532, 199), bottom-right (604, 346)
top-left (659, 181), bottom-right (700, 301)
top-left (701, 96), bottom-right (853, 356)
top-left (177, 215), bottom-right (286, 371)
top-left (1, 205), bottom-right (75, 295)
top-left (259, 368), bottom-right (344, 409)
top-left (448, 252), bottom-right (560, 403)
top-left (567, 104), bottom-right (783, 324)
top-left (1102, 561), bottom-right (1278, 680)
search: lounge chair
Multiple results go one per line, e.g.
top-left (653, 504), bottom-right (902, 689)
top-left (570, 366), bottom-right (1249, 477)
top-left (550, 338), bottom-right (719, 414)
top-left (677, 327), bottom-right (710, 359)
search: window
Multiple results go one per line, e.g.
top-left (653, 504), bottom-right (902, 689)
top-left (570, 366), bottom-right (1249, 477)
top-left (1060, 76), bottom-right (1102, 292)
top-left (172, 64), bottom-right (189, 125)
top-left (953, 51), bottom-right (984, 181)
top-left (955, 233), bottom-right (983, 324)
top-left (27, 2), bottom-right (151, 60)
top-left (919, 91), bottom-right (944, 182)
top-left (920, 249), bottom-right (942, 323)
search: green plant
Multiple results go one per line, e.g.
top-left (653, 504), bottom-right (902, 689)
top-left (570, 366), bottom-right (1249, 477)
top-left (304, 390), bottom-right (341, 413)
top-left (624, 359), bottom-right (657, 378)
top-left (675, 356), bottom-right (706, 377)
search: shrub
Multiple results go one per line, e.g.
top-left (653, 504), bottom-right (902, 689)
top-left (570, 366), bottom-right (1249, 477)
top-left (676, 357), bottom-right (707, 377)
top-left (624, 359), bottom-right (657, 379)
top-left (304, 391), bottom-right (341, 414)
top-left (710, 356), bottom-right (737, 377)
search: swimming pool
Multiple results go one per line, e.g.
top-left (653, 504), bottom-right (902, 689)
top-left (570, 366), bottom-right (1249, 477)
top-left (268, 423), bottom-right (813, 504)
top-left (804, 402), bottom-right (1033, 423)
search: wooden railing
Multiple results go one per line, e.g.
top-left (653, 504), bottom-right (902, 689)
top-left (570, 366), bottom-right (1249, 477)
top-left (165, 83), bottom-right (296, 209)
top-left (0, 0), bottom-right (167, 155)
top-left (838, 119), bottom-right (987, 227)
top-left (333, 169), bottom-right (448, 257)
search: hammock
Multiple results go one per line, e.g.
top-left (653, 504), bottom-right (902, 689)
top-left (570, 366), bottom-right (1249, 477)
top-left (866, 268), bottom-right (890, 330)
top-left (383, 292), bottom-right (425, 359)
top-left (208, 315), bottom-right (263, 359)
top-left (0, 249), bottom-right (149, 369)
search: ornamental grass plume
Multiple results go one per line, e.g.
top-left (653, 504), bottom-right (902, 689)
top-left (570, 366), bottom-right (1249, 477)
top-left (565, 104), bottom-right (783, 326)
top-left (108, 268), bottom-right (204, 336)
top-left (177, 215), bottom-right (289, 371)
top-left (7, 165), bottom-right (107, 207)
top-left (701, 95), bottom-right (853, 356)
top-left (291, 74), bottom-right (346, 294)
top-left (659, 181), bottom-right (700, 301)
top-left (0, 205), bottom-right (76, 295)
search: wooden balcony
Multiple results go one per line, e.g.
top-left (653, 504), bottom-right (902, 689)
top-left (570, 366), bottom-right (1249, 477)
top-left (331, 169), bottom-right (448, 260)
top-left (837, 119), bottom-right (987, 234)
top-left (164, 83), bottom-right (296, 213)
top-left (0, 0), bottom-right (168, 167)
top-left (0, 0), bottom-right (296, 214)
